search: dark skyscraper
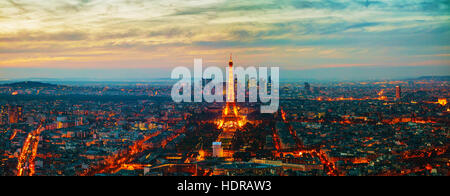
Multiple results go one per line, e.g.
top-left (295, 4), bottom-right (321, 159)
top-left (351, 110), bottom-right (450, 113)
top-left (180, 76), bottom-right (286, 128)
top-left (268, 76), bottom-right (272, 94)
top-left (304, 82), bottom-right (311, 95)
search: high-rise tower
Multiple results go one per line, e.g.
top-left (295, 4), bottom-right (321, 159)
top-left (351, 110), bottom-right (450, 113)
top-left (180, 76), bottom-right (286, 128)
top-left (395, 86), bottom-right (401, 100)
top-left (216, 54), bottom-right (248, 156)
top-left (304, 82), bottom-right (311, 95)
top-left (223, 54), bottom-right (238, 118)
top-left (218, 54), bottom-right (246, 130)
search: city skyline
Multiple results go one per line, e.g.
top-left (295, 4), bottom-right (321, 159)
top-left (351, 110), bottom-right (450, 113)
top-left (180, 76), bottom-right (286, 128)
top-left (0, 0), bottom-right (449, 80)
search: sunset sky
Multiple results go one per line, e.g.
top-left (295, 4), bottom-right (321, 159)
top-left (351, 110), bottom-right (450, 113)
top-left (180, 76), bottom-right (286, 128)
top-left (0, 0), bottom-right (449, 80)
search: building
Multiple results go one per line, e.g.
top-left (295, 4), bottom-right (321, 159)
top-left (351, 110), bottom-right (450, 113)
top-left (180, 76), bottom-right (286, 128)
top-left (304, 82), bottom-right (311, 95)
top-left (268, 76), bottom-right (272, 94)
top-left (395, 86), bottom-right (401, 100)
top-left (0, 105), bottom-right (8, 125)
top-left (212, 142), bottom-right (223, 157)
top-left (8, 105), bottom-right (23, 124)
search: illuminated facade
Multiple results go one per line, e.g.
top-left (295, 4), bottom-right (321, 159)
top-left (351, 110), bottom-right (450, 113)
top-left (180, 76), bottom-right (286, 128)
top-left (0, 105), bottom-right (8, 125)
top-left (8, 105), bottom-right (22, 124)
top-left (212, 142), bottom-right (223, 157)
top-left (395, 86), bottom-right (401, 100)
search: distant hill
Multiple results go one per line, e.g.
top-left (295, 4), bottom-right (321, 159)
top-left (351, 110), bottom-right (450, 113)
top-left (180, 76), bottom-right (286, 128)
top-left (1, 81), bottom-right (60, 88)
top-left (414, 76), bottom-right (450, 81)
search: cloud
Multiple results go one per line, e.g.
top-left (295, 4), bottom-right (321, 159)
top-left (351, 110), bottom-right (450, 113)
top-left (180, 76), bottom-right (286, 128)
top-left (0, 0), bottom-right (448, 75)
top-left (148, 27), bottom-right (193, 38)
top-left (0, 31), bottom-right (88, 42)
top-left (6, 0), bottom-right (29, 13)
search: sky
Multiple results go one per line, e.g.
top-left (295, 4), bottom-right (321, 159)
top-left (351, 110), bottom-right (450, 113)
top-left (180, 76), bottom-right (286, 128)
top-left (0, 0), bottom-right (449, 81)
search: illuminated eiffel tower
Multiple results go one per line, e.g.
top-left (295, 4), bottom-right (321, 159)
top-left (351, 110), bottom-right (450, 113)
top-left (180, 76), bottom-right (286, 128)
top-left (218, 54), bottom-right (245, 129)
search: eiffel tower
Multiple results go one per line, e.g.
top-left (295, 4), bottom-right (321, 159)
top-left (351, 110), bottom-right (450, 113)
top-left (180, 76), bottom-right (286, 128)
top-left (219, 54), bottom-right (244, 129)
top-left (216, 54), bottom-right (247, 153)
